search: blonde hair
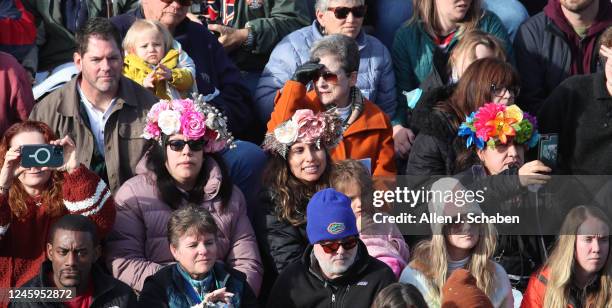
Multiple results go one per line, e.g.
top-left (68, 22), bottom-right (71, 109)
top-left (543, 206), bottom-right (612, 308)
top-left (448, 30), bottom-right (506, 74)
top-left (122, 19), bottom-right (173, 54)
top-left (410, 222), bottom-right (498, 302)
top-left (410, 0), bottom-right (483, 39)
top-left (330, 159), bottom-right (374, 215)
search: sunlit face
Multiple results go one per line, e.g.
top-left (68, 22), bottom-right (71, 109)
top-left (74, 36), bottom-right (122, 97)
top-left (165, 134), bottom-right (205, 188)
top-left (560, 0), bottom-right (596, 13)
top-left (575, 217), bottom-right (609, 276)
top-left (170, 228), bottom-right (218, 279)
top-left (336, 180), bottom-right (363, 219)
top-left (445, 222), bottom-right (480, 253)
top-left (316, 0), bottom-right (364, 39)
top-left (435, 0), bottom-right (473, 24)
top-left (133, 29), bottom-right (166, 66)
top-left (453, 44), bottom-right (495, 79)
top-left (142, 0), bottom-right (189, 30)
top-left (314, 54), bottom-right (357, 108)
top-left (287, 142), bottom-right (327, 183)
top-left (11, 131), bottom-right (52, 193)
top-left (313, 236), bottom-right (358, 279)
top-left (47, 230), bottom-right (98, 290)
top-left (478, 142), bottom-right (525, 175)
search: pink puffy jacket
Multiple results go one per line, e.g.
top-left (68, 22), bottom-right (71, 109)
top-left (105, 156), bottom-right (263, 294)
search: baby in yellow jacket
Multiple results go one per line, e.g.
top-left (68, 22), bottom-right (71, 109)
top-left (122, 20), bottom-right (196, 100)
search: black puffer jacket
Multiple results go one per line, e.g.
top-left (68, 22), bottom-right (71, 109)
top-left (11, 261), bottom-right (136, 308)
top-left (405, 87), bottom-right (463, 176)
top-left (253, 189), bottom-right (309, 301)
top-left (267, 240), bottom-right (396, 308)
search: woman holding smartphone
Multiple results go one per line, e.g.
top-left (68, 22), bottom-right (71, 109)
top-left (0, 121), bottom-right (116, 293)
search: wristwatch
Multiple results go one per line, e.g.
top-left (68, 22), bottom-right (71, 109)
top-left (242, 22), bottom-right (255, 51)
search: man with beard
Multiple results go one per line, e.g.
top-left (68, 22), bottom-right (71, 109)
top-left (29, 17), bottom-right (158, 193)
top-left (514, 0), bottom-right (612, 114)
top-left (12, 215), bottom-right (136, 308)
top-left (267, 188), bottom-right (395, 308)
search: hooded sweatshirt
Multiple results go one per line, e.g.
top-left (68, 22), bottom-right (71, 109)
top-left (543, 0), bottom-right (612, 75)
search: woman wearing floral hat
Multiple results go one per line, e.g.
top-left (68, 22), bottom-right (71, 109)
top-left (254, 108), bottom-right (344, 298)
top-left (105, 96), bottom-right (263, 295)
top-left (454, 103), bottom-right (557, 292)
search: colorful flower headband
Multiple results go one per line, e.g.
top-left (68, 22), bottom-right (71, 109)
top-left (262, 109), bottom-right (344, 158)
top-left (458, 103), bottom-right (539, 150)
top-left (142, 94), bottom-right (235, 153)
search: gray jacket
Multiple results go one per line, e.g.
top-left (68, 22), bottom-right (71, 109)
top-left (255, 21), bottom-right (397, 124)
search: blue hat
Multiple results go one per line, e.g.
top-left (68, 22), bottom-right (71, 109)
top-left (306, 188), bottom-right (359, 244)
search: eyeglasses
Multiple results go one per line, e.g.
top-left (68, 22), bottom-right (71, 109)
top-left (312, 71), bottom-right (339, 84)
top-left (167, 139), bottom-right (205, 152)
top-left (327, 5), bottom-right (367, 19)
top-left (319, 237), bottom-right (358, 254)
top-left (159, 0), bottom-right (192, 7)
top-left (491, 83), bottom-right (520, 98)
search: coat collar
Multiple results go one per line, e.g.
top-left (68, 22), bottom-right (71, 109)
top-left (56, 75), bottom-right (140, 117)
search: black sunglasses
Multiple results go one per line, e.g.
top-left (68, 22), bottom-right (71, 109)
top-left (159, 0), bottom-right (192, 7)
top-left (327, 5), bottom-right (367, 19)
top-left (167, 139), bottom-right (205, 152)
top-left (490, 83), bottom-right (521, 98)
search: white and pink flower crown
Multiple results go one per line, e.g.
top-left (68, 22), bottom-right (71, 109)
top-left (142, 95), bottom-right (235, 153)
top-left (263, 109), bottom-right (344, 158)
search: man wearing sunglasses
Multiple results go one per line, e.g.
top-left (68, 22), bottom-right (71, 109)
top-left (256, 0), bottom-right (396, 127)
top-left (268, 188), bottom-right (395, 308)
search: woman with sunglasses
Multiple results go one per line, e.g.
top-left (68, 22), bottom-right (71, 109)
top-left (406, 58), bottom-right (520, 176)
top-left (105, 97), bottom-right (263, 296)
top-left (256, 0), bottom-right (396, 126)
top-left (400, 178), bottom-right (514, 308)
top-left (391, 0), bottom-right (512, 161)
top-left (267, 34), bottom-right (396, 176)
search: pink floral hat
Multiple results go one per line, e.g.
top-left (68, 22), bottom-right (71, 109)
top-left (262, 109), bottom-right (344, 158)
top-left (142, 94), bottom-right (235, 153)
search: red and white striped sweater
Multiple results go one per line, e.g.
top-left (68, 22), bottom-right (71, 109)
top-left (0, 165), bottom-right (115, 297)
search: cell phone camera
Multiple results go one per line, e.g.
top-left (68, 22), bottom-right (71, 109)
top-left (29, 147), bottom-right (53, 165)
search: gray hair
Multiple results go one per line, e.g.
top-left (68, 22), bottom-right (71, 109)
top-left (315, 0), bottom-right (365, 12)
top-left (310, 34), bottom-right (360, 73)
top-left (167, 205), bottom-right (218, 247)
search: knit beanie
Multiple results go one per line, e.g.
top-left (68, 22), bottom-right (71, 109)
top-left (441, 269), bottom-right (493, 308)
top-left (306, 188), bottom-right (359, 244)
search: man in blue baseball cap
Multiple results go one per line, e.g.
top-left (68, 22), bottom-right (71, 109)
top-left (267, 188), bottom-right (395, 308)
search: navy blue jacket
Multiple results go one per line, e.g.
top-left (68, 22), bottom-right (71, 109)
top-left (112, 8), bottom-right (261, 141)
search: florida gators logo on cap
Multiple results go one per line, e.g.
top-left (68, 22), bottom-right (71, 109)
top-left (327, 222), bottom-right (345, 235)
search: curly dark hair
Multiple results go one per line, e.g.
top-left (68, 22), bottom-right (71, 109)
top-left (262, 150), bottom-right (333, 226)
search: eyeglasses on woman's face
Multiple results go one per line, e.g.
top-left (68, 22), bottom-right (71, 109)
top-left (490, 83), bottom-right (520, 99)
top-left (326, 5), bottom-right (367, 19)
top-left (167, 139), bottom-right (205, 152)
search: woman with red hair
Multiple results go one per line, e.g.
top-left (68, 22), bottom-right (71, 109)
top-left (0, 121), bottom-right (115, 292)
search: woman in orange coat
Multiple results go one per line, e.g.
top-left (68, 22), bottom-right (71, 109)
top-left (521, 206), bottom-right (612, 308)
top-left (267, 34), bottom-right (395, 176)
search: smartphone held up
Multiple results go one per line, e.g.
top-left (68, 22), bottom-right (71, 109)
top-left (20, 145), bottom-right (63, 168)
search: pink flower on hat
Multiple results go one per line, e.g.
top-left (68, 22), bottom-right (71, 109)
top-left (297, 115), bottom-right (326, 144)
top-left (180, 109), bottom-right (206, 140)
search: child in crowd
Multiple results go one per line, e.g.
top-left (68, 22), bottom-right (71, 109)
top-left (122, 20), bottom-right (196, 100)
top-left (330, 159), bottom-right (409, 278)
top-left (372, 283), bottom-right (428, 308)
